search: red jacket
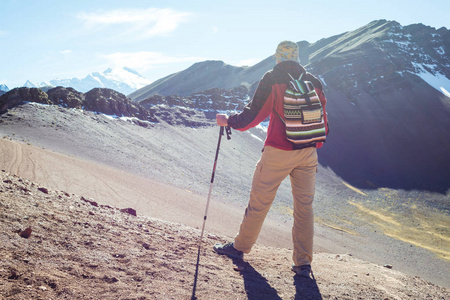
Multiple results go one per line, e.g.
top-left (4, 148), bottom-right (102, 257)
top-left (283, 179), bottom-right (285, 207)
top-left (228, 61), bottom-right (329, 150)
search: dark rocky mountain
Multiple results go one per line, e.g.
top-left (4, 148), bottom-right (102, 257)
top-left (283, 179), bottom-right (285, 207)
top-left (0, 87), bottom-right (53, 113)
top-left (83, 88), bottom-right (149, 120)
top-left (47, 86), bottom-right (85, 108)
top-left (306, 20), bottom-right (450, 193)
top-left (129, 19), bottom-right (450, 193)
top-left (0, 87), bottom-right (152, 123)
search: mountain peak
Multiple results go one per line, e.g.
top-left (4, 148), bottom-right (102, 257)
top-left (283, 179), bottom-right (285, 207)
top-left (0, 84), bottom-right (9, 92)
top-left (23, 80), bottom-right (38, 88)
top-left (48, 68), bottom-right (152, 95)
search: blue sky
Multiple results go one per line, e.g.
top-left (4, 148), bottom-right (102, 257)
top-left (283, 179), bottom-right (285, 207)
top-left (1, 0), bottom-right (449, 88)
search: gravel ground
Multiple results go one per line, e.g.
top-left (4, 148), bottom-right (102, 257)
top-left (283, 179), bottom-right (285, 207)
top-left (1, 172), bottom-right (448, 299)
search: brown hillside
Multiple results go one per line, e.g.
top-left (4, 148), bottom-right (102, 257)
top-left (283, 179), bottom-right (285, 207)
top-left (1, 171), bottom-right (448, 299)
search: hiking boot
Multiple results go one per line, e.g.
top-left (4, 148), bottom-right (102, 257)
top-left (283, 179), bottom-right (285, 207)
top-left (291, 264), bottom-right (312, 278)
top-left (213, 242), bottom-right (243, 260)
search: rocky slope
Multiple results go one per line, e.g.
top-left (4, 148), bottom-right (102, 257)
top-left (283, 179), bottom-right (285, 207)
top-left (1, 171), bottom-right (448, 299)
top-left (0, 84), bottom-right (250, 127)
top-left (139, 85), bottom-right (249, 112)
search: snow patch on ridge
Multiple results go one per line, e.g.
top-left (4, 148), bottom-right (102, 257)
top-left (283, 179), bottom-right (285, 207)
top-left (102, 113), bottom-right (156, 125)
top-left (250, 133), bottom-right (263, 142)
top-left (411, 62), bottom-right (450, 98)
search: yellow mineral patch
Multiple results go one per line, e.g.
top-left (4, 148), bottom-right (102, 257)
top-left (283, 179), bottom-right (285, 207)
top-left (349, 201), bottom-right (401, 226)
top-left (384, 232), bottom-right (450, 260)
top-left (349, 200), bottom-right (450, 261)
top-left (342, 182), bottom-right (368, 196)
top-left (315, 217), bottom-right (357, 236)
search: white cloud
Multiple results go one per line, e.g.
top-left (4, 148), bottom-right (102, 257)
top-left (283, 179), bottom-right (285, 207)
top-left (102, 51), bottom-right (205, 70)
top-left (0, 30), bottom-right (7, 36)
top-left (211, 26), bottom-right (219, 34)
top-left (77, 8), bottom-right (191, 38)
top-left (60, 50), bottom-right (72, 54)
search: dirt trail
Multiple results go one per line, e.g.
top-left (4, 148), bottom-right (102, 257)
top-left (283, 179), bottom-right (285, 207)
top-left (0, 139), bottom-right (295, 250)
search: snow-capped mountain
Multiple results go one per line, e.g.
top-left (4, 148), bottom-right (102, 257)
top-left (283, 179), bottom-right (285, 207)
top-left (23, 80), bottom-right (39, 88)
top-left (49, 67), bottom-right (152, 95)
top-left (0, 84), bottom-right (9, 96)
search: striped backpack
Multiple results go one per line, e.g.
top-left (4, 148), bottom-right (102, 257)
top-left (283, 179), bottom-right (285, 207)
top-left (275, 73), bottom-right (326, 145)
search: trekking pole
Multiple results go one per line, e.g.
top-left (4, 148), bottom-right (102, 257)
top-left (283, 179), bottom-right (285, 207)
top-left (191, 125), bottom-right (231, 300)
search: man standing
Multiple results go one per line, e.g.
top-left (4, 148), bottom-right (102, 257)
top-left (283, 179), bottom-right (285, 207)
top-left (214, 41), bottom-right (329, 277)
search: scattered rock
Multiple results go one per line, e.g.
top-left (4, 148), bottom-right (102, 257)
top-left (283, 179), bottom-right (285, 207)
top-left (19, 227), bottom-right (32, 238)
top-left (120, 207), bottom-right (137, 216)
top-left (38, 187), bottom-right (49, 194)
top-left (384, 264), bottom-right (393, 269)
top-left (81, 196), bottom-right (98, 207)
top-left (103, 275), bottom-right (119, 284)
top-left (8, 269), bottom-right (20, 280)
top-left (100, 204), bottom-right (115, 209)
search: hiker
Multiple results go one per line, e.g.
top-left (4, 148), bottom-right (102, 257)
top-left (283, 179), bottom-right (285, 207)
top-left (214, 40), bottom-right (329, 278)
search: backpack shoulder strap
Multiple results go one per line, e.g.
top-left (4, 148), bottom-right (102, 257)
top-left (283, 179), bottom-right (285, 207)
top-left (293, 71), bottom-right (312, 105)
top-left (273, 106), bottom-right (285, 124)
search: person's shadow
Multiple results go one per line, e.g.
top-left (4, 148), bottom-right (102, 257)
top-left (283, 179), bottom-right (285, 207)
top-left (232, 258), bottom-right (282, 299)
top-left (293, 271), bottom-right (323, 300)
top-left (231, 258), bottom-right (323, 299)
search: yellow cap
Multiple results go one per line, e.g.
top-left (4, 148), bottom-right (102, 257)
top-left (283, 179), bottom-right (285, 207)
top-left (274, 41), bottom-right (299, 62)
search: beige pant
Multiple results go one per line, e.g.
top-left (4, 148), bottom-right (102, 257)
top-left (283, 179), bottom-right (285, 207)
top-left (234, 146), bottom-right (318, 266)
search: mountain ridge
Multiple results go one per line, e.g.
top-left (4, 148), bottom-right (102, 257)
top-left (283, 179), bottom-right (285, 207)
top-left (129, 19), bottom-right (449, 100)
